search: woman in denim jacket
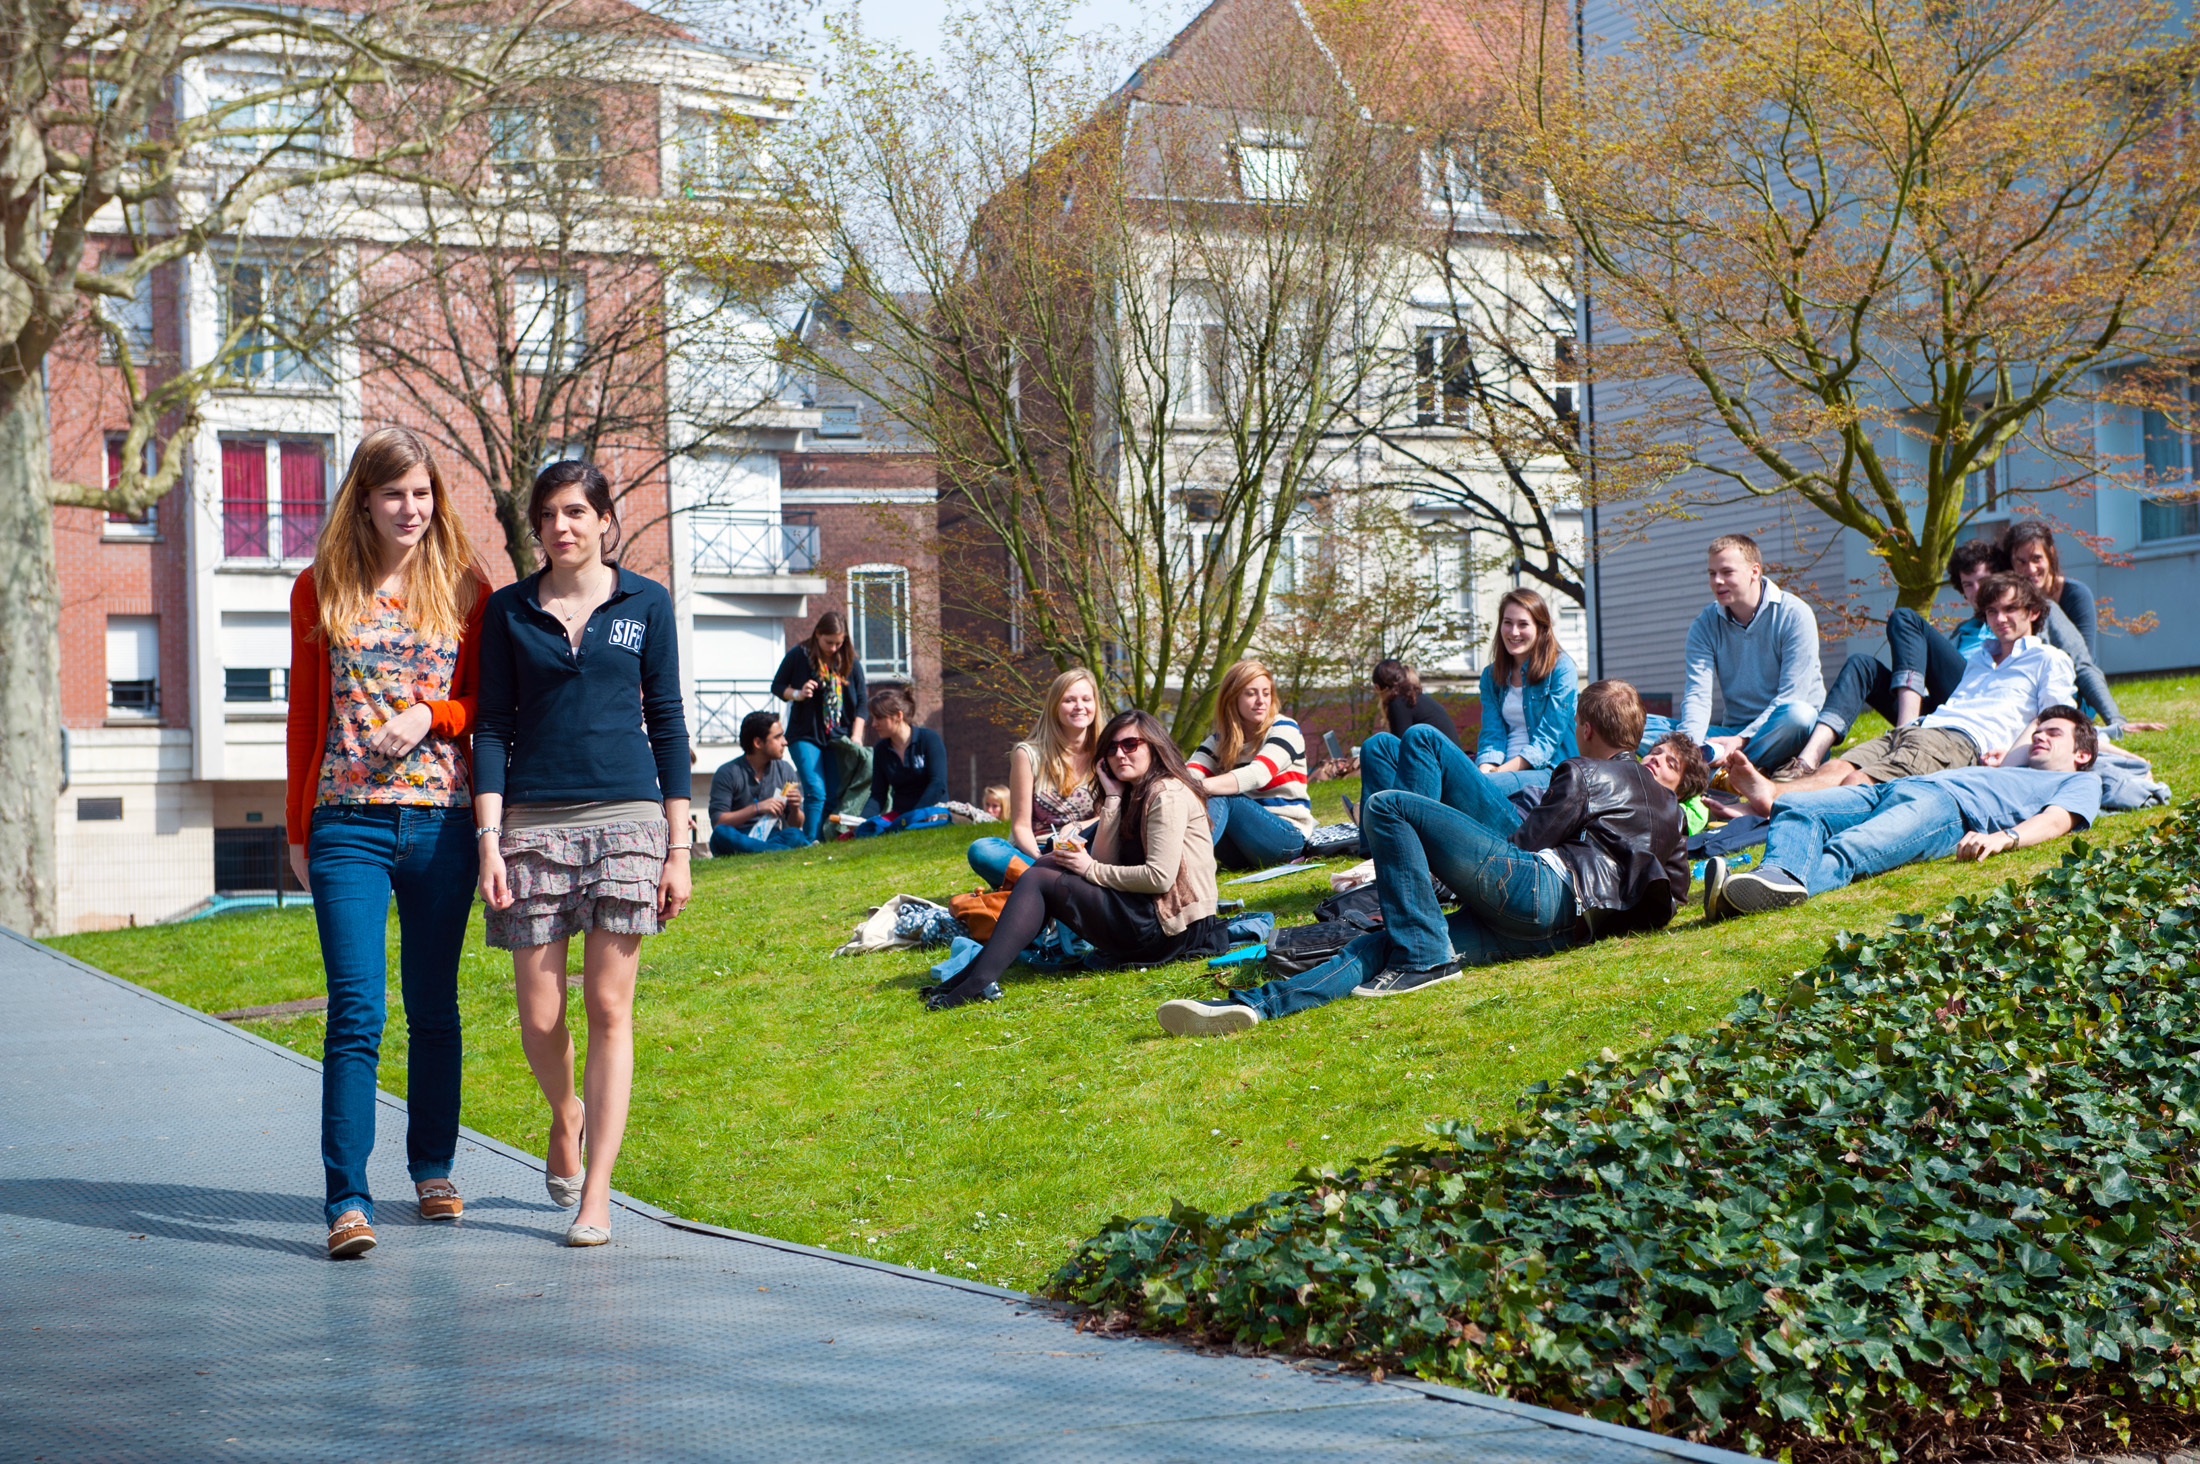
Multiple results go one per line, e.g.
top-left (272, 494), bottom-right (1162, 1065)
top-left (1474, 588), bottom-right (1579, 780)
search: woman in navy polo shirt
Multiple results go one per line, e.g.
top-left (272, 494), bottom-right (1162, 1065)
top-left (473, 460), bottom-right (691, 1249)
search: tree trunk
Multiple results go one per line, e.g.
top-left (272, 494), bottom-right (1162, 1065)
top-left (0, 377), bottom-right (62, 935)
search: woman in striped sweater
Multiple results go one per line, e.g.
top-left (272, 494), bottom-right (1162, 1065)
top-left (1188, 659), bottom-right (1314, 868)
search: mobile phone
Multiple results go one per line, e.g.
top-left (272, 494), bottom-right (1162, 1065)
top-left (1322, 730), bottom-right (1344, 762)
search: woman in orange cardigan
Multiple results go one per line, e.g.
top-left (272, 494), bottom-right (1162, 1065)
top-left (285, 427), bottom-right (489, 1260)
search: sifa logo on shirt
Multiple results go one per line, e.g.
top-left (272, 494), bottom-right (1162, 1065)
top-left (608, 618), bottom-right (646, 653)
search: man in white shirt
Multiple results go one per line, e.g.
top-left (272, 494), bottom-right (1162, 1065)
top-left (1642, 534), bottom-right (1826, 771)
top-left (1722, 573), bottom-right (2074, 818)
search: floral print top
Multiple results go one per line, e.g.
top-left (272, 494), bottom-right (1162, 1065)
top-left (316, 591), bottom-right (468, 808)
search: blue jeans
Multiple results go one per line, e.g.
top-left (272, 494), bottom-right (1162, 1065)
top-left (1817, 609), bottom-right (1968, 738)
top-left (710, 823), bottom-right (812, 856)
top-left (1641, 702), bottom-right (1818, 769)
top-left (1761, 782), bottom-right (1964, 895)
top-left (1355, 725), bottom-right (1541, 851)
top-left (790, 739), bottom-right (840, 842)
top-left (967, 835), bottom-right (1032, 888)
top-left (1206, 794), bottom-right (1307, 869)
top-left (1231, 791), bottom-right (1577, 1020)
top-left (309, 805), bottom-right (478, 1226)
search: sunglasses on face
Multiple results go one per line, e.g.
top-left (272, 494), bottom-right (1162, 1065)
top-left (1104, 736), bottom-right (1148, 757)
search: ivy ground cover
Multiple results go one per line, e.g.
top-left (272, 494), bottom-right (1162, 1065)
top-left (1055, 806), bottom-right (2200, 1461)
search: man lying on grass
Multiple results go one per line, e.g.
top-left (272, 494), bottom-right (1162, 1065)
top-left (1157, 681), bottom-right (1703, 1037)
top-left (1704, 706), bottom-right (2101, 919)
top-left (1719, 572), bottom-right (2075, 817)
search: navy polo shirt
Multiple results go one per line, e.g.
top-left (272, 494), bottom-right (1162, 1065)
top-left (474, 567), bottom-right (690, 804)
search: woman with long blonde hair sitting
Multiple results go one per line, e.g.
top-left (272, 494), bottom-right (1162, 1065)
top-left (966, 667), bottom-right (1103, 888)
top-left (285, 427), bottom-right (490, 1259)
top-left (1188, 659), bottom-right (1314, 868)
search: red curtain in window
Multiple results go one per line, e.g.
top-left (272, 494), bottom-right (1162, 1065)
top-left (221, 439), bottom-right (267, 558)
top-left (279, 441), bottom-right (325, 559)
top-left (105, 437), bottom-right (127, 523)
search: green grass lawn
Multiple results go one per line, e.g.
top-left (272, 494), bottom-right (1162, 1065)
top-left (49, 674), bottom-right (2198, 1290)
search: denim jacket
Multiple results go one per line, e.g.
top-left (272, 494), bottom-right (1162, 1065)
top-left (1475, 652), bottom-right (1580, 769)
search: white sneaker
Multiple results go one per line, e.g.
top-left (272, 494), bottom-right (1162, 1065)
top-left (1156, 999), bottom-right (1262, 1037)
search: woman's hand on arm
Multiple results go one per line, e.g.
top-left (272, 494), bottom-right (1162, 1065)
top-left (850, 717), bottom-right (866, 743)
top-left (475, 793), bottom-right (510, 909)
top-left (1494, 756), bottom-right (1530, 774)
top-left (368, 702), bottom-right (435, 758)
top-left (1052, 845), bottom-right (1095, 877)
top-left (659, 797), bottom-right (693, 920)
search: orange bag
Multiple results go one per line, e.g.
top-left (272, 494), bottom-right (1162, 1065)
top-left (948, 854), bottom-right (1029, 938)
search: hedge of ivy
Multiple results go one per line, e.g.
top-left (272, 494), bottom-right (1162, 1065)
top-left (1053, 808), bottom-right (2200, 1461)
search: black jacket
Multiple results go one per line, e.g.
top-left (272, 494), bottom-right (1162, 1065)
top-left (868, 726), bottom-right (949, 817)
top-left (1512, 756), bottom-right (1689, 939)
top-left (1385, 692), bottom-right (1461, 744)
top-left (475, 568), bottom-right (688, 804)
top-left (770, 644), bottom-right (866, 746)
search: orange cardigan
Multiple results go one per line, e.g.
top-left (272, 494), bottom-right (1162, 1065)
top-left (284, 567), bottom-right (491, 849)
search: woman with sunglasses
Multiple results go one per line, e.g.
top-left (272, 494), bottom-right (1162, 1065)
top-left (922, 710), bottom-right (1226, 1011)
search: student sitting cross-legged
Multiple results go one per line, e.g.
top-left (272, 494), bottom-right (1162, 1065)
top-left (1359, 589), bottom-right (1577, 812)
top-left (1190, 659), bottom-right (1315, 868)
top-left (924, 710), bottom-right (1228, 1011)
top-left (708, 710), bottom-right (812, 856)
top-left (1705, 707), bottom-right (2102, 919)
top-left (1156, 681), bottom-right (1702, 1036)
top-left (1637, 533), bottom-right (1825, 772)
top-left (1721, 572), bottom-right (2076, 817)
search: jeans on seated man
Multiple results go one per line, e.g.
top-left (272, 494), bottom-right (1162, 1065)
top-left (1355, 723), bottom-right (1549, 853)
top-left (1719, 573), bottom-right (2076, 819)
top-left (708, 710), bottom-right (815, 857)
top-left (1635, 533), bottom-right (1826, 774)
top-left (1705, 708), bottom-right (2101, 918)
top-left (1156, 682), bottom-right (1703, 1036)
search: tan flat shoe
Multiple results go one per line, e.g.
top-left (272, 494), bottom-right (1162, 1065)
top-left (327, 1212), bottom-right (377, 1259)
top-left (416, 1182), bottom-right (463, 1221)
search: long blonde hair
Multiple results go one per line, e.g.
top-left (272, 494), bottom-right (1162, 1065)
top-left (1018, 667), bottom-right (1102, 795)
top-left (1208, 659), bottom-right (1277, 773)
top-left (312, 427), bottom-right (480, 643)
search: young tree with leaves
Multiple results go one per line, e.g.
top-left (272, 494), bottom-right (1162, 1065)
top-left (1508, 0), bottom-right (2200, 611)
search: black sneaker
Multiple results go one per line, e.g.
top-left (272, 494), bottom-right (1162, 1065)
top-left (1721, 867), bottom-right (1808, 916)
top-left (1351, 959), bottom-right (1464, 998)
top-left (1702, 855), bottom-right (1731, 924)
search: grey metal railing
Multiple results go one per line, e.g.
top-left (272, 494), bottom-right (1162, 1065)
top-left (689, 512), bottom-right (818, 576)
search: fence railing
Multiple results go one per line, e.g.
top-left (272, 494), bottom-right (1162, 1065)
top-left (690, 511), bottom-right (818, 576)
top-left (693, 679), bottom-right (782, 745)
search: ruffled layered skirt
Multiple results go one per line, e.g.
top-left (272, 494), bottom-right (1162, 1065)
top-left (485, 819), bottom-right (667, 950)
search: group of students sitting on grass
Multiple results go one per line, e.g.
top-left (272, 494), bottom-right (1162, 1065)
top-left (706, 613), bottom-right (954, 855)
top-left (924, 521), bottom-right (2166, 1031)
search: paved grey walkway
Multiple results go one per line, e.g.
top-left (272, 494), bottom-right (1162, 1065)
top-left (0, 927), bottom-right (1761, 1463)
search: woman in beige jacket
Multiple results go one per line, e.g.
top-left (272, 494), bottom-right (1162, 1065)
top-left (924, 709), bottom-right (1226, 1011)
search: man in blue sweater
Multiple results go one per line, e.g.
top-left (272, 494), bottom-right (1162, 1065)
top-left (1641, 534), bottom-right (1825, 773)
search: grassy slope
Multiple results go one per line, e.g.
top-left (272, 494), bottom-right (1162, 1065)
top-left (50, 675), bottom-right (2198, 1290)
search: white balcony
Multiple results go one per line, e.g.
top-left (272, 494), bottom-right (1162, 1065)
top-left (693, 679), bottom-right (782, 747)
top-left (690, 511), bottom-right (819, 576)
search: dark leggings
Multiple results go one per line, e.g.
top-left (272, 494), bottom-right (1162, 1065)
top-left (943, 862), bottom-right (1179, 996)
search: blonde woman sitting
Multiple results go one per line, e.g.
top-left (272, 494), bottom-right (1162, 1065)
top-left (967, 667), bottom-right (1103, 887)
top-left (1189, 659), bottom-right (1314, 868)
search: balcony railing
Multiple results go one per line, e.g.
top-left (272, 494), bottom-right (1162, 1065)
top-left (690, 511), bottom-right (818, 577)
top-left (693, 679), bottom-right (782, 746)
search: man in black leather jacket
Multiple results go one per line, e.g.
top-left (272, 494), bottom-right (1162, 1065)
top-left (1158, 681), bottom-right (1704, 1036)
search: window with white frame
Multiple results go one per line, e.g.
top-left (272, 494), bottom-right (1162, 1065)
top-left (97, 256), bottom-right (155, 363)
top-left (674, 108), bottom-right (754, 197)
top-left (220, 611), bottom-right (291, 705)
top-left (104, 433), bottom-right (158, 539)
top-left (217, 257), bottom-right (329, 387)
top-left (847, 564), bottom-right (912, 679)
top-left (514, 272), bottom-right (586, 373)
top-left (1234, 128), bottom-right (1306, 202)
top-left (106, 615), bottom-right (159, 717)
top-left (220, 437), bottom-right (328, 561)
top-left (488, 100), bottom-right (600, 187)
top-left (1168, 290), bottom-right (1226, 422)
top-left (202, 60), bottom-right (331, 156)
top-left (1415, 328), bottom-right (1475, 427)
top-left (669, 275), bottom-right (777, 407)
top-left (1422, 142), bottom-right (1481, 213)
